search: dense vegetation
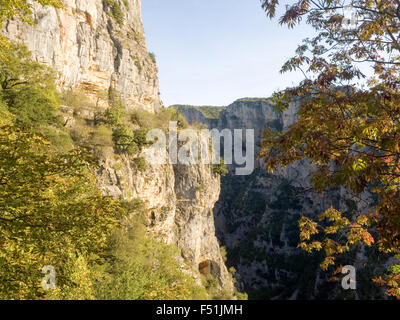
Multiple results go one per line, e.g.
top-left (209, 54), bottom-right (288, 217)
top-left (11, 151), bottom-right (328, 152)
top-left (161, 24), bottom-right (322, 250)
top-left (260, 0), bottom-right (400, 298)
top-left (235, 97), bottom-right (275, 104)
top-left (0, 0), bottom-right (245, 301)
top-left (93, 200), bottom-right (210, 300)
top-left (0, 40), bottom-right (119, 299)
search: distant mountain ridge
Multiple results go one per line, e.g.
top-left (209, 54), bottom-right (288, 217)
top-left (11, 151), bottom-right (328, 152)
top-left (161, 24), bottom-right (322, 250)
top-left (170, 105), bottom-right (226, 128)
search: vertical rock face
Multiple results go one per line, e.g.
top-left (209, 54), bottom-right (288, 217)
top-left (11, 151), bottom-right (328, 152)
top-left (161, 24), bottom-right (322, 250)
top-left (95, 146), bottom-right (234, 291)
top-left (173, 161), bottom-right (233, 288)
top-left (216, 98), bottom-right (302, 171)
top-left (217, 99), bottom-right (283, 169)
top-left (3, 0), bottom-right (161, 113)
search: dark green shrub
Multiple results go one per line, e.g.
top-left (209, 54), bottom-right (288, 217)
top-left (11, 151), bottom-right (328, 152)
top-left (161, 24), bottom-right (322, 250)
top-left (133, 156), bottom-right (147, 172)
top-left (133, 128), bottom-right (149, 148)
top-left (149, 52), bottom-right (156, 64)
top-left (105, 0), bottom-right (124, 26)
top-left (104, 103), bottom-right (126, 127)
top-left (91, 125), bottom-right (113, 147)
top-left (112, 126), bottom-right (132, 145)
top-left (213, 158), bottom-right (228, 176)
top-left (126, 141), bottom-right (139, 155)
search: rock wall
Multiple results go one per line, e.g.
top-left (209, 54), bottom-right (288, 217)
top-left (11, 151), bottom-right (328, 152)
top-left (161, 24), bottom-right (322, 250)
top-left (95, 143), bottom-right (234, 291)
top-left (3, 0), bottom-right (161, 113)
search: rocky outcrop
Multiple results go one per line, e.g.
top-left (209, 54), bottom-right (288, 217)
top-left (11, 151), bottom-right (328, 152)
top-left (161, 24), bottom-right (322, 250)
top-left (3, 0), bottom-right (161, 113)
top-left (174, 161), bottom-right (233, 288)
top-left (94, 143), bottom-right (234, 291)
top-left (216, 98), bottom-right (302, 167)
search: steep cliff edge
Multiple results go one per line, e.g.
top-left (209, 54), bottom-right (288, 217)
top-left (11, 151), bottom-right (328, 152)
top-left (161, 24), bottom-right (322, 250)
top-left (3, 0), bottom-right (161, 113)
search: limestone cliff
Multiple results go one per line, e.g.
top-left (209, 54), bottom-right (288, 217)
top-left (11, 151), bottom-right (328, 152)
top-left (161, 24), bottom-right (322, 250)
top-left (3, 0), bottom-right (161, 113)
top-left (95, 146), bottom-right (234, 291)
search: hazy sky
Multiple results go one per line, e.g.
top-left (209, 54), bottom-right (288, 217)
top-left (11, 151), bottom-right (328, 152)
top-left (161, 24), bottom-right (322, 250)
top-left (141, 0), bottom-right (314, 107)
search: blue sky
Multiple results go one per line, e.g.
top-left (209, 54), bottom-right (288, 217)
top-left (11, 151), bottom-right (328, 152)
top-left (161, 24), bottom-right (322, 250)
top-left (141, 0), bottom-right (315, 107)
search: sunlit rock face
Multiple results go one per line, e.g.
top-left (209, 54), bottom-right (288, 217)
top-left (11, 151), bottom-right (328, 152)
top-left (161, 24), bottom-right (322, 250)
top-left (3, 0), bottom-right (162, 113)
top-left (94, 141), bottom-right (234, 292)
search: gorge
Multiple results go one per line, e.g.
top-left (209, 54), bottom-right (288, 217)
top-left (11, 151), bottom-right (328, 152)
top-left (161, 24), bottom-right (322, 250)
top-left (1, 0), bottom-right (393, 300)
top-left (176, 98), bottom-right (387, 300)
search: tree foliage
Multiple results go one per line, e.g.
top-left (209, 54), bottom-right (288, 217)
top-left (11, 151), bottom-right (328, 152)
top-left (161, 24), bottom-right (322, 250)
top-left (0, 42), bottom-right (61, 129)
top-left (0, 0), bottom-right (62, 23)
top-left (260, 0), bottom-right (400, 298)
top-left (104, 95), bottom-right (149, 156)
top-left (94, 203), bottom-right (209, 300)
top-left (0, 124), bottom-right (124, 299)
